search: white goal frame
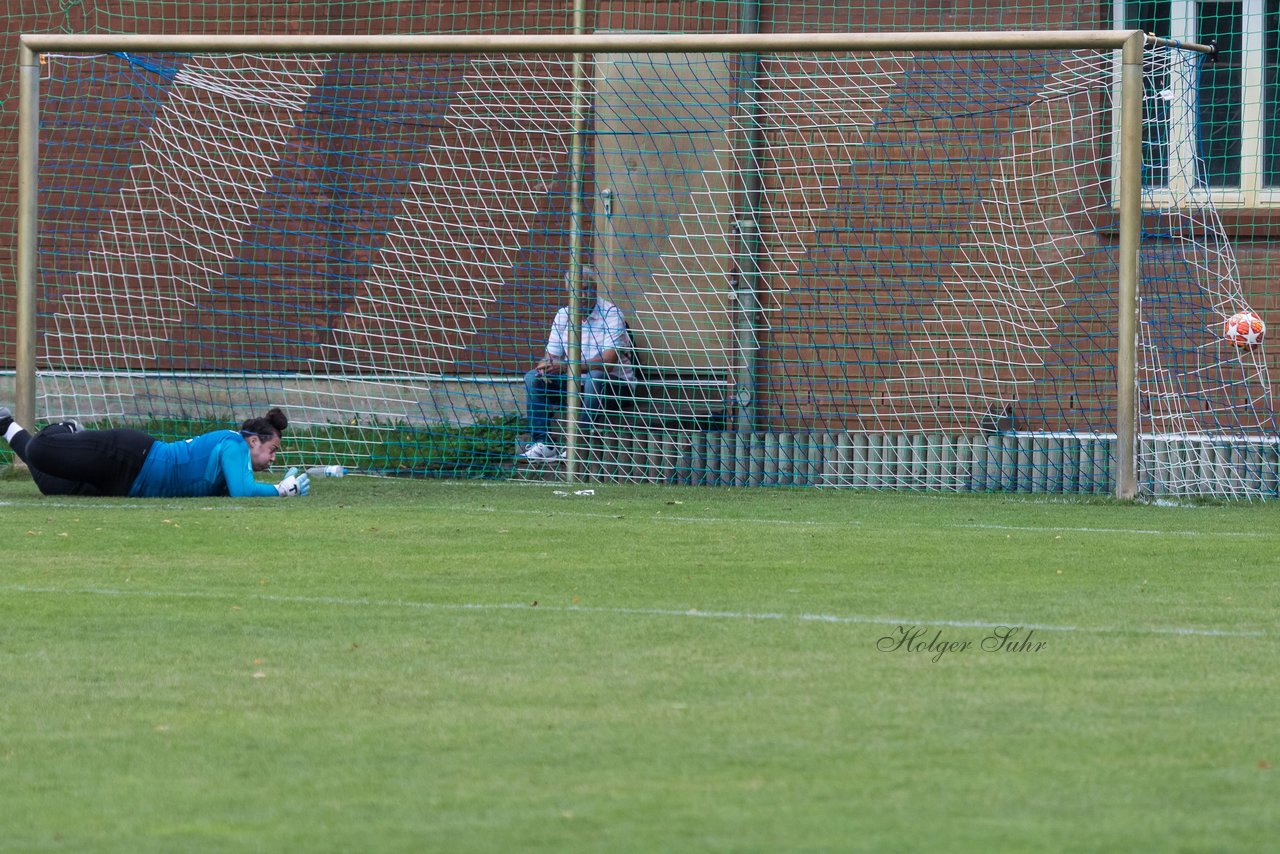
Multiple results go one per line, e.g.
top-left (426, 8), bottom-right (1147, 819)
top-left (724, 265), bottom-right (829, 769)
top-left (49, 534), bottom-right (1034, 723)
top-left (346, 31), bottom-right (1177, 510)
top-left (13, 30), bottom-right (1210, 498)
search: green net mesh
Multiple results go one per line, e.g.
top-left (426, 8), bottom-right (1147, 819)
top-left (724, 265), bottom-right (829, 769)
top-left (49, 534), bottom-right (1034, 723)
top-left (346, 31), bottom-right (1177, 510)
top-left (3, 4), bottom-right (1280, 498)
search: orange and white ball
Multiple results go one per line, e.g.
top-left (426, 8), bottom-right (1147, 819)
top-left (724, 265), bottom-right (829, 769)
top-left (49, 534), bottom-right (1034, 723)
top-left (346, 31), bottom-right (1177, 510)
top-left (1224, 311), bottom-right (1265, 349)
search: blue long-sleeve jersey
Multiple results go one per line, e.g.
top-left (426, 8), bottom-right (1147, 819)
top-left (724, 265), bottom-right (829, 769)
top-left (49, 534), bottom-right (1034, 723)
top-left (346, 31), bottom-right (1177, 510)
top-left (128, 430), bottom-right (278, 498)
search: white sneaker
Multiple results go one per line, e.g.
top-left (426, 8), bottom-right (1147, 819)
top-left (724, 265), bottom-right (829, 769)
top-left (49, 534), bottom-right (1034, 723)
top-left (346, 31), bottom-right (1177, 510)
top-left (521, 441), bottom-right (564, 462)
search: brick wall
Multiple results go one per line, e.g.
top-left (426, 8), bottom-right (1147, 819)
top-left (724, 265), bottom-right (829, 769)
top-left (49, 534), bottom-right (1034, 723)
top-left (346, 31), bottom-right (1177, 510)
top-left (4, 2), bottom-right (1277, 436)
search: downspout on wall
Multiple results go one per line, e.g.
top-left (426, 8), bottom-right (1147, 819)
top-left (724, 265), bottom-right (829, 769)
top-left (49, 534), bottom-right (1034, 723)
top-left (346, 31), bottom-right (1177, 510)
top-left (734, 0), bottom-right (764, 432)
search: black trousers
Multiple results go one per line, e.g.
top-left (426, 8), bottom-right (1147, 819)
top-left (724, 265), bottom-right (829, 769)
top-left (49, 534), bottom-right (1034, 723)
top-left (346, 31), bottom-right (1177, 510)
top-left (21, 425), bottom-right (154, 497)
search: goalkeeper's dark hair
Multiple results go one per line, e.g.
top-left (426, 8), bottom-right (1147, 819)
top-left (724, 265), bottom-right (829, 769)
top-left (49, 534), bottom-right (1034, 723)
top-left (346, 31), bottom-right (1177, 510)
top-left (239, 407), bottom-right (289, 442)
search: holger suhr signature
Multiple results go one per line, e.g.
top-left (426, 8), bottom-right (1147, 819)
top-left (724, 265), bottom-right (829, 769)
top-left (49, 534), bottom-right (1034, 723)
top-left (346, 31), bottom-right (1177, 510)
top-left (877, 625), bottom-right (1047, 663)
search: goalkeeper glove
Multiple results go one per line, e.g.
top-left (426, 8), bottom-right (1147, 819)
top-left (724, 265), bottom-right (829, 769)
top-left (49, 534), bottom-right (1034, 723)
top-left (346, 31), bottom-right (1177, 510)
top-left (275, 467), bottom-right (310, 497)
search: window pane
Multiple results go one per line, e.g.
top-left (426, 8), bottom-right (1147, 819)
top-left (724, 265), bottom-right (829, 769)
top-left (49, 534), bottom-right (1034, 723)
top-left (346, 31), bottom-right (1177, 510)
top-left (1125, 0), bottom-right (1172, 32)
top-left (1198, 2), bottom-right (1243, 188)
top-left (1266, 0), bottom-right (1280, 185)
top-left (1128, 1), bottom-right (1173, 187)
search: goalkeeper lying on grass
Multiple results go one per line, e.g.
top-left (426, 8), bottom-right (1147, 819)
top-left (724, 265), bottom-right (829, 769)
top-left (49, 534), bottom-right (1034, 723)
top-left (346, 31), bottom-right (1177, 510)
top-left (0, 406), bottom-right (308, 499)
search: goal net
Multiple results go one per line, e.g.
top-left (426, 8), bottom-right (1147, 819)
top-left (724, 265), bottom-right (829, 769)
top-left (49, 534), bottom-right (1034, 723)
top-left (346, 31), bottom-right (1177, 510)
top-left (19, 33), bottom-right (1278, 497)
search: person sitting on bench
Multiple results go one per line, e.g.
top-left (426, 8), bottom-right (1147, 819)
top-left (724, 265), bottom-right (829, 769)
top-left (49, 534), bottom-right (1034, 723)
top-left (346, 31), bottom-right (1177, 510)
top-left (521, 266), bottom-right (636, 461)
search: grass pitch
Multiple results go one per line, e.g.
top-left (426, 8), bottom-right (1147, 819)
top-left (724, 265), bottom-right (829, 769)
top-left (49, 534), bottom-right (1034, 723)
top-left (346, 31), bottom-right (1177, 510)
top-left (2, 475), bottom-right (1278, 852)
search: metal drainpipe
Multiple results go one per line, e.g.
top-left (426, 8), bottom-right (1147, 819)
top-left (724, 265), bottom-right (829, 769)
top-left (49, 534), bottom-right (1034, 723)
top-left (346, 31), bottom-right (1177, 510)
top-left (734, 0), bottom-right (763, 433)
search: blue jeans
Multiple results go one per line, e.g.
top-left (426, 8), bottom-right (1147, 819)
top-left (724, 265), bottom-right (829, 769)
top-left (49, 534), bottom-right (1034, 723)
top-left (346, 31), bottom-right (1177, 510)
top-left (524, 369), bottom-right (608, 443)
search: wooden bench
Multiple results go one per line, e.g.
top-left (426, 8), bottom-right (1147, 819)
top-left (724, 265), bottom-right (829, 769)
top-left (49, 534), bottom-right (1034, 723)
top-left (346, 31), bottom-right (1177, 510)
top-left (598, 371), bottom-right (733, 432)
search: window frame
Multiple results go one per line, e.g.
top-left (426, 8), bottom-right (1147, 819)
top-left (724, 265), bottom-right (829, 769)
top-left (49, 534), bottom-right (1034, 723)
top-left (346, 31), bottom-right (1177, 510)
top-left (1116, 0), bottom-right (1277, 209)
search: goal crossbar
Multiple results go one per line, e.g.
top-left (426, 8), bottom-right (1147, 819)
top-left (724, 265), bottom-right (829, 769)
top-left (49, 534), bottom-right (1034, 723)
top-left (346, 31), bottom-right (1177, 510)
top-left (18, 30), bottom-right (1194, 57)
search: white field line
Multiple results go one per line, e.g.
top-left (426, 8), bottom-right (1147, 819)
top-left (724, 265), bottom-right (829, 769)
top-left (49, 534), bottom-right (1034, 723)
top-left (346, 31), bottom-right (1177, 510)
top-left (1, 499), bottom-right (1268, 538)
top-left (0, 584), bottom-right (1266, 638)
top-left (957, 523), bottom-right (1269, 537)
top-left (0, 499), bottom-right (830, 526)
top-left (0, 500), bottom-right (244, 510)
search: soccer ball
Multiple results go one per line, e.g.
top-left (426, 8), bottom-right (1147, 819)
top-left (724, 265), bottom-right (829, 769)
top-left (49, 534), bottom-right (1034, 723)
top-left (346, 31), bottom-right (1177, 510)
top-left (1224, 311), bottom-right (1265, 349)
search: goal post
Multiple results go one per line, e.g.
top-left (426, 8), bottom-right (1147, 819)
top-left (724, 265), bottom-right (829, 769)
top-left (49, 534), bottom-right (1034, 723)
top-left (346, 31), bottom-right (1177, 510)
top-left (17, 30), bottom-right (1266, 499)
